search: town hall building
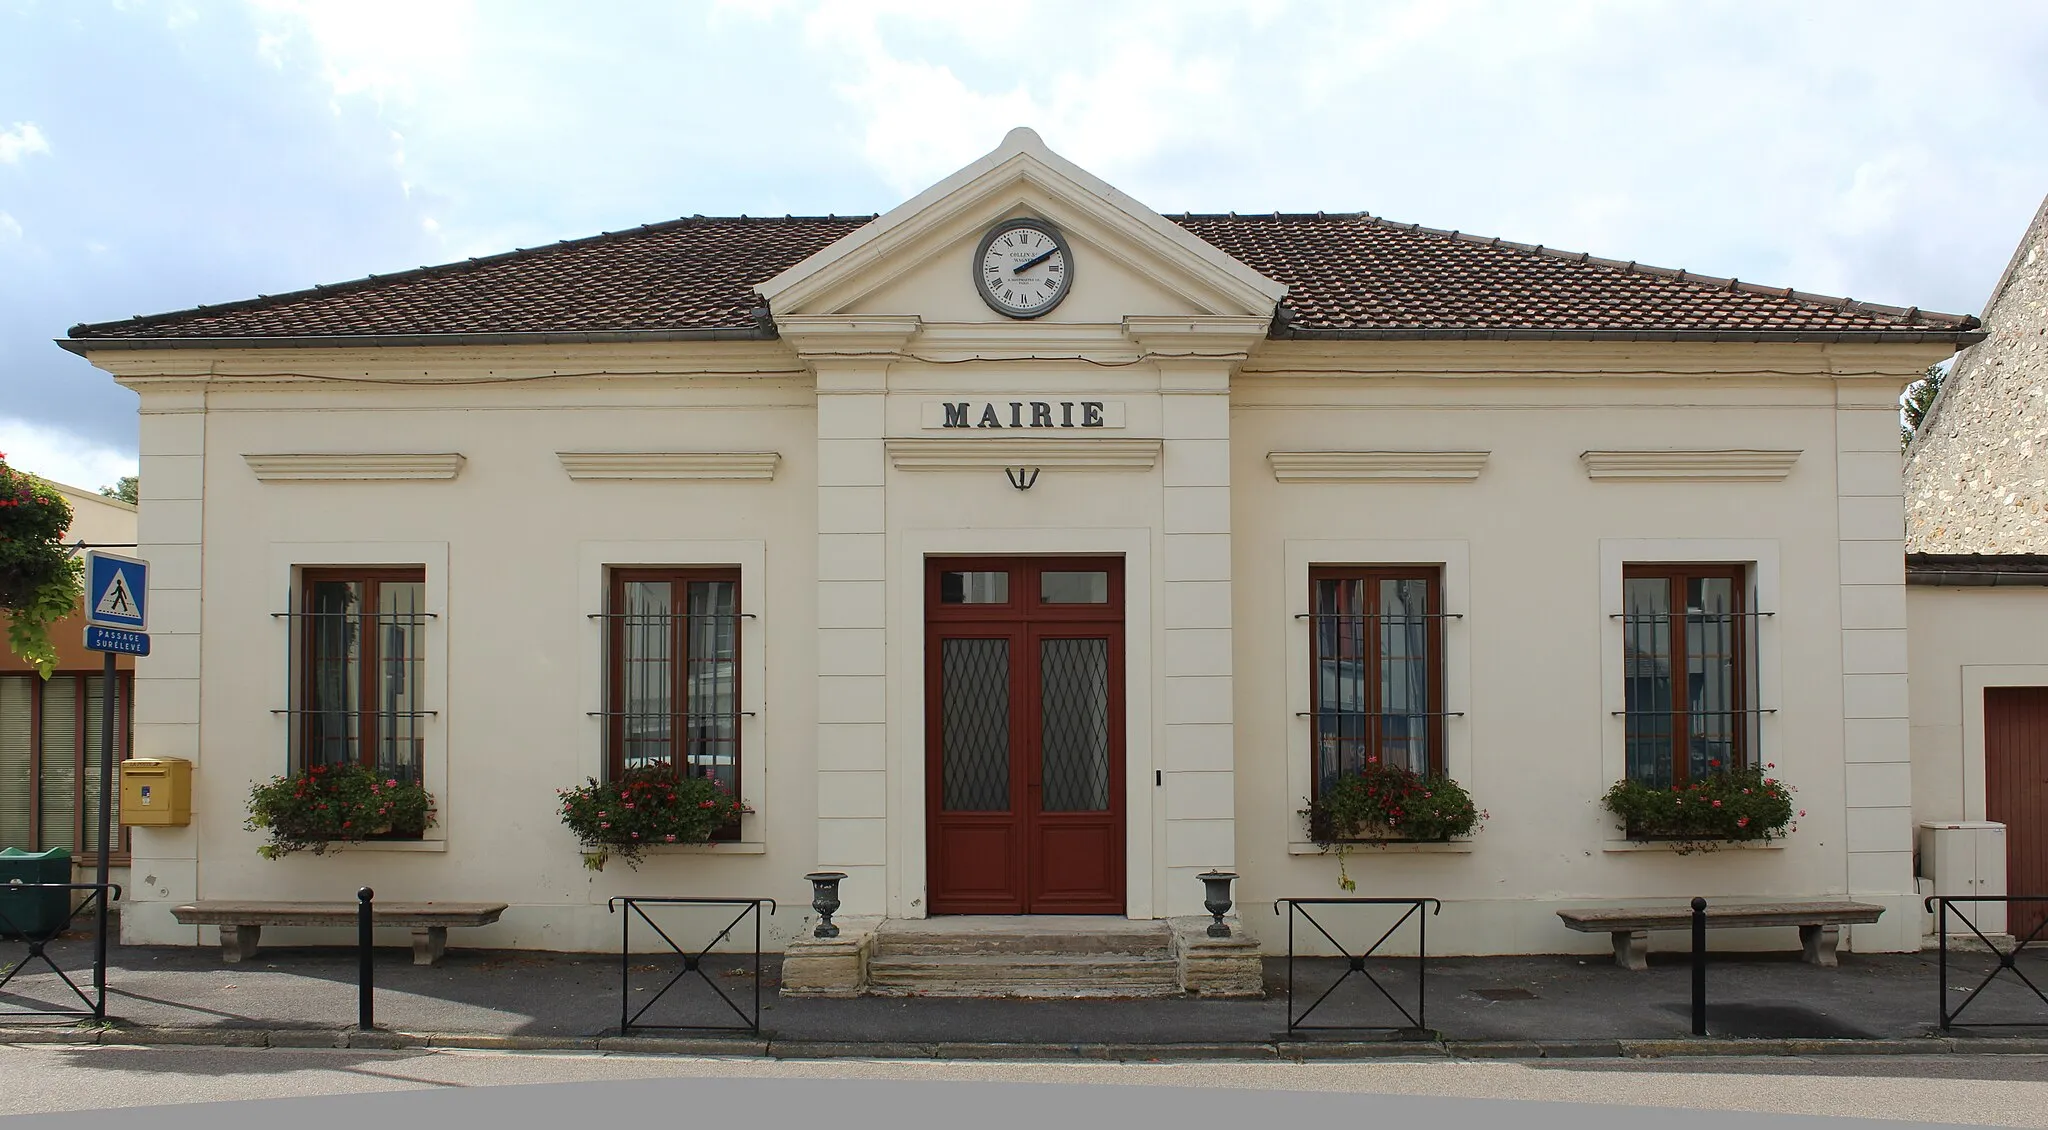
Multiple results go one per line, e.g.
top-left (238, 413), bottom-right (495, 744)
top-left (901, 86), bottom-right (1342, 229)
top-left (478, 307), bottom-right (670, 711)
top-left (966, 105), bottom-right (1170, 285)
top-left (60, 130), bottom-right (2001, 980)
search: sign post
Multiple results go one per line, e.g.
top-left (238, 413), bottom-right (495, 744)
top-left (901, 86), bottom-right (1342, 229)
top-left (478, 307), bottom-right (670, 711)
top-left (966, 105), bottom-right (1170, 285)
top-left (82, 551), bottom-right (148, 999)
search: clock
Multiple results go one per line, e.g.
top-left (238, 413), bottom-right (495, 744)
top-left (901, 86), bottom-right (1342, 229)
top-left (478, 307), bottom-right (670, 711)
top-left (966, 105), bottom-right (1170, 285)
top-left (973, 218), bottom-right (1072, 318)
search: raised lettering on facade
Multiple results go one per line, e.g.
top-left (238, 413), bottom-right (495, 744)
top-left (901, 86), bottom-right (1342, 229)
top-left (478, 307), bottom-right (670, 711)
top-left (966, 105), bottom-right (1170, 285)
top-left (922, 399), bottom-right (1123, 430)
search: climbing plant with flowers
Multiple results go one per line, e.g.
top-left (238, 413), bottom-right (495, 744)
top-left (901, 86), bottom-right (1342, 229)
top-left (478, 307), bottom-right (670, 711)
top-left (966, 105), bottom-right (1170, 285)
top-left (0, 452), bottom-right (85, 678)
top-left (245, 762), bottom-right (437, 859)
top-left (557, 766), bottom-right (749, 871)
top-left (1601, 761), bottom-right (1799, 853)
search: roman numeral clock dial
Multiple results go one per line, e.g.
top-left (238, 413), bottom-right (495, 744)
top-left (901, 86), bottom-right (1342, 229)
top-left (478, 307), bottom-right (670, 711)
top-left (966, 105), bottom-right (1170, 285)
top-left (974, 218), bottom-right (1072, 318)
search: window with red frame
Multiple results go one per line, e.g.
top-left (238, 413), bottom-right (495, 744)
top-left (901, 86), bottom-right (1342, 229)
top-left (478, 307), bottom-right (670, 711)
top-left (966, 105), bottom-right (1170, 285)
top-left (1309, 566), bottom-right (1445, 792)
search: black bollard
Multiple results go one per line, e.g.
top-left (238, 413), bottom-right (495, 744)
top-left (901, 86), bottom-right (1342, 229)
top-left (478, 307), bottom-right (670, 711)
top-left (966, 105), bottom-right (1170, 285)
top-left (1690, 896), bottom-right (1707, 1036)
top-left (357, 887), bottom-right (375, 1030)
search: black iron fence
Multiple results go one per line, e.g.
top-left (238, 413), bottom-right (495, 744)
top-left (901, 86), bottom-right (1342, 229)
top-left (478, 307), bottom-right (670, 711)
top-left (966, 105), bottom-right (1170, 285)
top-left (607, 896), bottom-right (775, 1035)
top-left (0, 882), bottom-right (121, 1022)
top-left (1925, 895), bottom-right (2048, 1031)
top-left (1273, 896), bottom-right (1441, 1036)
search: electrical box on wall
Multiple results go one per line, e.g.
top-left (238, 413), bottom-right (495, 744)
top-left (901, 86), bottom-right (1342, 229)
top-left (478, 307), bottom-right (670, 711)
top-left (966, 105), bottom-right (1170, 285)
top-left (120, 757), bottom-right (192, 827)
top-left (1918, 821), bottom-right (2008, 936)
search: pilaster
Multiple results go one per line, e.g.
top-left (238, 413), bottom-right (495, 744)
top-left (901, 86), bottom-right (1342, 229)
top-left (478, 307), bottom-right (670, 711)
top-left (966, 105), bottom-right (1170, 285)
top-left (1835, 378), bottom-right (1916, 951)
top-left (126, 386), bottom-right (206, 944)
top-left (786, 317), bottom-right (920, 917)
top-left (1130, 318), bottom-right (1262, 917)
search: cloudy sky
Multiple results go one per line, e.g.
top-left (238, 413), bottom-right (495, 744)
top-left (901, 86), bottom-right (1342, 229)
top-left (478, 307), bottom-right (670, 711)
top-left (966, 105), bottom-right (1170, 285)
top-left (3, 0), bottom-right (2045, 490)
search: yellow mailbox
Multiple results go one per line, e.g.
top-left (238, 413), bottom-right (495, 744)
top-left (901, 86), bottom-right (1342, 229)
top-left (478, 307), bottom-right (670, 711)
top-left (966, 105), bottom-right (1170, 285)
top-left (119, 757), bottom-right (191, 826)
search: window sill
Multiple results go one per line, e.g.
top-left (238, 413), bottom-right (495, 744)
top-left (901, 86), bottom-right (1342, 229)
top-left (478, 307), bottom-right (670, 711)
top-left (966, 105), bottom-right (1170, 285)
top-left (1602, 839), bottom-right (1782, 853)
top-left (1289, 840), bottom-right (1473, 855)
top-left (331, 839), bottom-right (447, 853)
top-left (639, 842), bottom-right (767, 855)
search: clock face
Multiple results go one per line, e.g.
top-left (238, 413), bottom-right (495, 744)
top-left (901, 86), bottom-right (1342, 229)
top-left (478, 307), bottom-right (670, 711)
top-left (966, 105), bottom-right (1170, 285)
top-left (974, 219), bottom-right (1071, 318)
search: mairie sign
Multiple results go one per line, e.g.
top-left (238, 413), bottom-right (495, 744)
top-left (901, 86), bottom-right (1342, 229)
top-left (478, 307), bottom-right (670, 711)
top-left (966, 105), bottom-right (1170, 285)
top-left (85, 550), bottom-right (149, 632)
top-left (921, 399), bottom-right (1126, 430)
top-left (84, 626), bottom-right (150, 656)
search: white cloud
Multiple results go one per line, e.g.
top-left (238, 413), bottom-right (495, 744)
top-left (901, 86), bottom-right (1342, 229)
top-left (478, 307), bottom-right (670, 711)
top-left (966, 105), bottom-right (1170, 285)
top-left (244, 0), bottom-right (478, 107)
top-left (0, 122), bottom-right (51, 164)
top-left (0, 418), bottom-right (138, 496)
top-left (0, 213), bottom-right (21, 242)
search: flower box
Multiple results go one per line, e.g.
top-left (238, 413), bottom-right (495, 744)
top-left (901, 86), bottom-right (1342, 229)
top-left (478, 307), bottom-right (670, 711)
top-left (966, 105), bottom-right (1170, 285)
top-left (1300, 758), bottom-right (1486, 889)
top-left (245, 763), bottom-right (436, 860)
top-left (559, 767), bottom-right (750, 871)
top-left (1601, 762), bottom-right (1800, 854)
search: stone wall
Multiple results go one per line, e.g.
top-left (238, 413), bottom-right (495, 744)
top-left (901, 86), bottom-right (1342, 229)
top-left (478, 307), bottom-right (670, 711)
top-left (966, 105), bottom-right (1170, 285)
top-left (1907, 194), bottom-right (2048, 552)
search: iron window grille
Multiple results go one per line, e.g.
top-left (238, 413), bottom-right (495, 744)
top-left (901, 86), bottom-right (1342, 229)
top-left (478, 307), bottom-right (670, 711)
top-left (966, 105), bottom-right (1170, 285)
top-left (592, 569), bottom-right (746, 839)
top-left (1307, 567), bottom-right (1449, 789)
top-left (1617, 563), bottom-right (1765, 788)
top-left (279, 567), bottom-right (432, 790)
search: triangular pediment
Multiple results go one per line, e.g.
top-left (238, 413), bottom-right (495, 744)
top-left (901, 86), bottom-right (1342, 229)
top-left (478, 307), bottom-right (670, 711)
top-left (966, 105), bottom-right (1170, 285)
top-left (755, 128), bottom-right (1285, 323)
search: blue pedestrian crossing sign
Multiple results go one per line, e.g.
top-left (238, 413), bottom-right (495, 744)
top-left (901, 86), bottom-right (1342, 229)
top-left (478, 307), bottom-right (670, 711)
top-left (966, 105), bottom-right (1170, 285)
top-left (85, 551), bottom-right (149, 632)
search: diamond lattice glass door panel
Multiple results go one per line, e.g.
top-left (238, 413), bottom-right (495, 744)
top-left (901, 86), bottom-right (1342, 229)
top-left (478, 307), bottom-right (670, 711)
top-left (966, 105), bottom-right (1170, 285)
top-left (1039, 639), bottom-right (1109, 812)
top-left (941, 638), bottom-right (1012, 812)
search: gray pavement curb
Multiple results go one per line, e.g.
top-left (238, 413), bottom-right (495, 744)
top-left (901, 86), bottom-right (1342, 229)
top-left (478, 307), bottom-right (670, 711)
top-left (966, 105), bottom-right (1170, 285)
top-left (4, 1027), bottom-right (2047, 1060)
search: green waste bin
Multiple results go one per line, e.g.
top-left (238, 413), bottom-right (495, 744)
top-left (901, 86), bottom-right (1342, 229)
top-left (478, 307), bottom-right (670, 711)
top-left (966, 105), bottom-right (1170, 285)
top-left (0, 847), bottom-right (72, 939)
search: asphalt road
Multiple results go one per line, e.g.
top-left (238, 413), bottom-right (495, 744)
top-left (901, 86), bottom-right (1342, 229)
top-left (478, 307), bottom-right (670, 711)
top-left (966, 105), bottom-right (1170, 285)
top-left (1, 1048), bottom-right (2044, 1129)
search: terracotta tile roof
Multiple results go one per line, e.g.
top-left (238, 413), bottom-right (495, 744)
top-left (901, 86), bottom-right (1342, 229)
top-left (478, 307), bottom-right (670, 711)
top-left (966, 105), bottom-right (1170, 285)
top-left (1181, 213), bottom-right (1975, 337)
top-left (68, 215), bottom-right (872, 344)
top-left (65, 211), bottom-right (1977, 346)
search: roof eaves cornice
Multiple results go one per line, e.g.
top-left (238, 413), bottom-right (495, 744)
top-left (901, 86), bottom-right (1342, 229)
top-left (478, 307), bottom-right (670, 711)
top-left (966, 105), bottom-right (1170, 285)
top-left (1267, 325), bottom-right (1986, 345)
top-left (57, 324), bottom-right (777, 355)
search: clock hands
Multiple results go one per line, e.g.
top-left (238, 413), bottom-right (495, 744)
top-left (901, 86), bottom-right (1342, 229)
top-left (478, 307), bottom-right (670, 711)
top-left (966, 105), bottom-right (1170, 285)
top-left (1011, 247), bottom-right (1058, 274)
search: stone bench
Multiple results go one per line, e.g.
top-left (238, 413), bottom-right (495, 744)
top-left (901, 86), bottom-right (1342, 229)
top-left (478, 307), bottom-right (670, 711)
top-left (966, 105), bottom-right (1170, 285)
top-left (172, 900), bottom-right (507, 966)
top-left (1557, 901), bottom-right (1885, 970)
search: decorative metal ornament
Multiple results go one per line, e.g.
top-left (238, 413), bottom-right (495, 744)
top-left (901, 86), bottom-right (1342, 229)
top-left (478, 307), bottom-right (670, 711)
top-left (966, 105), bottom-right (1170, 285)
top-left (805, 871), bottom-right (847, 938)
top-left (973, 218), bottom-right (1073, 319)
top-left (1004, 466), bottom-right (1041, 491)
top-left (1197, 871), bottom-right (1237, 938)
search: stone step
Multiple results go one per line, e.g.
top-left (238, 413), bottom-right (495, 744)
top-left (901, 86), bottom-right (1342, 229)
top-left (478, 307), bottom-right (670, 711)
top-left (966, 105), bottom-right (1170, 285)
top-left (870, 916), bottom-right (1173, 958)
top-left (872, 934), bottom-right (1170, 957)
top-left (865, 953), bottom-right (1182, 998)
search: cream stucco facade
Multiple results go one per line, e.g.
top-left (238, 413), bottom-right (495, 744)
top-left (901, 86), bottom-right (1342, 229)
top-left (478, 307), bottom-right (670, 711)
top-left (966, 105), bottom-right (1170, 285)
top-left (75, 130), bottom-right (1968, 958)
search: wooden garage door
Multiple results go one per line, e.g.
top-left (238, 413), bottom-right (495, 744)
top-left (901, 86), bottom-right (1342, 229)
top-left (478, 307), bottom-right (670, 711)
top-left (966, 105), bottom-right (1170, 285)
top-left (1986, 686), bottom-right (2048, 941)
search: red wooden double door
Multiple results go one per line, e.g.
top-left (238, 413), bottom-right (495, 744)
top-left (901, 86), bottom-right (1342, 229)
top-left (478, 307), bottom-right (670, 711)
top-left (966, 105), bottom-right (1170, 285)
top-left (925, 557), bottom-right (1125, 914)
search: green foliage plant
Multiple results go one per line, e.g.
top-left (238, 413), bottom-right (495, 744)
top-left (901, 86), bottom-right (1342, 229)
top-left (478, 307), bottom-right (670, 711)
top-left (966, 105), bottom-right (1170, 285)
top-left (1301, 756), bottom-right (1486, 890)
top-left (558, 766), bottom-right (749, 871)
top-left (1601, 761), bottom-right (1798, 854)
top-left (1902, 361), bottom-right (1946, 450)
top-left (246, 762), bottom-right (436, 860)
top-left (0, 454), bottom-right (84, 678)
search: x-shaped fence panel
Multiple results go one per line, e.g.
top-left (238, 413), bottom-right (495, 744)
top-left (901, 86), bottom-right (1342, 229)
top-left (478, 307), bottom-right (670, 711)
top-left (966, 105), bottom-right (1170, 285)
top-left (1273, 897), bottom-right (1441, 1036)
top-left (607, 897), bottom-right (775, 1035)
top-left (0, 882), bottom-right (120, 1022)
top-left (1927, 895), bottom-right (2048, 1032)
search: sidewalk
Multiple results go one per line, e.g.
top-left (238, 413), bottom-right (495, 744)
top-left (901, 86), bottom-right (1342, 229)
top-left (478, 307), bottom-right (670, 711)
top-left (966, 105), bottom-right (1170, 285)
top-left (5, 931), bottom-right (2046, 1059)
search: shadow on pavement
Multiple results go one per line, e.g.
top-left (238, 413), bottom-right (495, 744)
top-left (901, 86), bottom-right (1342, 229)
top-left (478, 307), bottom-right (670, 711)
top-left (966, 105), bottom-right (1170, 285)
top-left (48, 1046), bottom-right (435, 1080)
